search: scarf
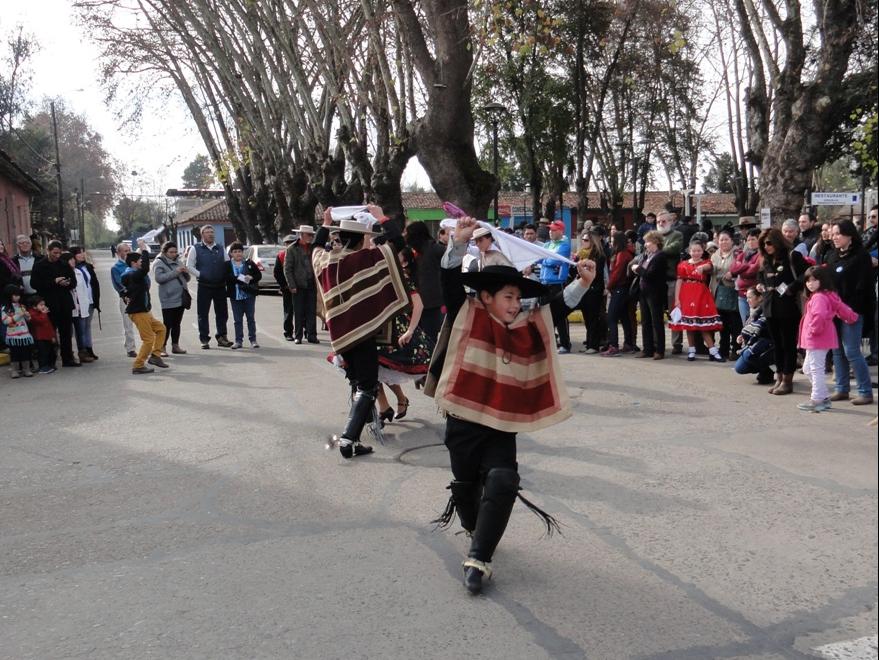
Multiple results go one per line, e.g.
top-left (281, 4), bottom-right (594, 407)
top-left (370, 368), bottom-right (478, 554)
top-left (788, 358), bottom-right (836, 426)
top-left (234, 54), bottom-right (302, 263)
top-left (312, 243), bottom-right (409, 354)
top-left (433, 298), bottom-right (571, 432)
top-left (0, 251), bottom-right (18, 276)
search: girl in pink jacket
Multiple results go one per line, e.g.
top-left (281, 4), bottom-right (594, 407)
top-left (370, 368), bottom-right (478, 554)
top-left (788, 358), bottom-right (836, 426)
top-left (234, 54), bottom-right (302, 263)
top-left (797, 266), bottom-right (858, 412)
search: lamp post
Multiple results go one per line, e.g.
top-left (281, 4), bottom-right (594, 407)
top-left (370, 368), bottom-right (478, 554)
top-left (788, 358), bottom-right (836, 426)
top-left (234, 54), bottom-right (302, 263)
top-left (483, 101), bottom-right (505, 226)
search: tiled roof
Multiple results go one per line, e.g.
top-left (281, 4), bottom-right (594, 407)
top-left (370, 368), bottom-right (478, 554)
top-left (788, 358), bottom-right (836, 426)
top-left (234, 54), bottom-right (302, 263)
top-left (174, 189), bottom-right (738, 226)
top-left (176, 198), bottom-right (230, 225)
top-left (399, 190), bottom-right (737, 215)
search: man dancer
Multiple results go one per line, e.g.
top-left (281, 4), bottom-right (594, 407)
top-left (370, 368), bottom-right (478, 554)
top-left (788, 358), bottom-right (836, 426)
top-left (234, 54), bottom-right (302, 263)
top-left (284, 225), bottom-right (319, 344)
top-left (31, 240), bottom-right (79, 368)
top-left (186, 225), bottom-right (232, 349)
top-left (312, 205), bottom-right (409, 459)
top-left (110, 242), bottom-right (137, 357)
top-left (274, 234), bottom-right (296, 341)
top-left (540, 220), bottom-right (572, 353)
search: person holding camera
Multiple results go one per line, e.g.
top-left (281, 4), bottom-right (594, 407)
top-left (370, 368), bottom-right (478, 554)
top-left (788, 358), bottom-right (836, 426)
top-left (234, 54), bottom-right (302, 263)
top-left (31, 240), bottom-right (79, 368)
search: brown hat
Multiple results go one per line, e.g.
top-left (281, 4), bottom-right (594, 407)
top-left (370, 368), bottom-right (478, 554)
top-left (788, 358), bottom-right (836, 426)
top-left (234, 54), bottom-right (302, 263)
top-left (737, 216), bottom-right (757, 228)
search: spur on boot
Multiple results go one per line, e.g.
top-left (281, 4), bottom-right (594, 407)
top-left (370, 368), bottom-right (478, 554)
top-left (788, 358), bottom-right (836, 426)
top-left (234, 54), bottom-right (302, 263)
top-left (338, 438), bottom-right (373, 459)
top-left (462, 559), bottom-right (492, 595)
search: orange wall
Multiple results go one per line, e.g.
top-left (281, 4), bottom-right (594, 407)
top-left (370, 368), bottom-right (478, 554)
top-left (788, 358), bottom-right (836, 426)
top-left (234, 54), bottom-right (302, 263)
top-left (0, 178), bottom-right (33, 249)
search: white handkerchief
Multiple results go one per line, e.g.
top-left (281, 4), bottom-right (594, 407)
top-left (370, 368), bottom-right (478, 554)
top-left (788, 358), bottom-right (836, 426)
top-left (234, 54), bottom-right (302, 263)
top-left (670, 307), bottom-right (683, 323)
top-left (330, 206), bottom-right (368, 220)
top-left (352, 211), bottom-right (379, 228)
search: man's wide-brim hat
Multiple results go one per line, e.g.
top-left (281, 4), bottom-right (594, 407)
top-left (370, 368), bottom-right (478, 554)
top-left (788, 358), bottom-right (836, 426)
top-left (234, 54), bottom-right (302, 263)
top-left (473, 227), bottom-right (492, 239)
top-left (337, 218), bottom-right (381, 234)
top-left (460, 265), bottom-right (548, 299)
top-left (297, 225), bottom-right (315, 234)
top-left (737, 216), bottom-right (757, 228)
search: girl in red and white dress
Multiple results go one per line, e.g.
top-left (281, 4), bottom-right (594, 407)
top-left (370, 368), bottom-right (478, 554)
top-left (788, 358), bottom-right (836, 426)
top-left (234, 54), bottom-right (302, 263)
top-left (670, 238), bottom-right (725, 362)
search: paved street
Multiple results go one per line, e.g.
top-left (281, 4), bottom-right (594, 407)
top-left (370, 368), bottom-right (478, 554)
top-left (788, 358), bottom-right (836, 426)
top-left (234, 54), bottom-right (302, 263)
top-left (1, 255), bottom-right (876, 660)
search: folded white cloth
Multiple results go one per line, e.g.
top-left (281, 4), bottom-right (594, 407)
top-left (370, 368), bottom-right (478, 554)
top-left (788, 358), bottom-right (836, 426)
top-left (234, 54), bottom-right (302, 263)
top-left (330, 206), bottom-right (368, 220)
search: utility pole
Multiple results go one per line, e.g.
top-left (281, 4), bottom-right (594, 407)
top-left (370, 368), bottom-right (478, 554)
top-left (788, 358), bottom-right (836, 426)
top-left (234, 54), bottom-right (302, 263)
top-left (51, 101), bottom-right (65, 243)
top-left (79, 177), bottom-right (86, 248)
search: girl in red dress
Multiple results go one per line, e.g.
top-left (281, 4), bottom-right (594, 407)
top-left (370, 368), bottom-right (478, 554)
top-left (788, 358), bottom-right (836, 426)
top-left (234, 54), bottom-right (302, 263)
top-left (670, 238), bottom-right (725, 362)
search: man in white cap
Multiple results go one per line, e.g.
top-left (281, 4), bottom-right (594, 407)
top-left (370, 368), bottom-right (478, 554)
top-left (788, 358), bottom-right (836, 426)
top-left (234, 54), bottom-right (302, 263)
top-left (274, 233), bottom-right (297, 340)
top-left (283, 225), bottom-right (318, 344)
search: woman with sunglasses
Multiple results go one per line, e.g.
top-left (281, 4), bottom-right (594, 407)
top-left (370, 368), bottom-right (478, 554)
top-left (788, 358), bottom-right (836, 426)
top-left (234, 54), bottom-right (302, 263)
top-left (575, 230), bottom-right (605, 353)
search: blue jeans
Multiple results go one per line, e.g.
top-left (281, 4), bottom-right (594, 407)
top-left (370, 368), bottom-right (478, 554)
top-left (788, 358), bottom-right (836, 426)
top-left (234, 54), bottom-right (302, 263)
top-left (832, 315), bottom-right (872, 396)
top-left (737, 296), bottom-right (750, 324)
top-left (74, 305), bottom-right (94, 349)
top-left (231, 296), bottom-right (257, 343)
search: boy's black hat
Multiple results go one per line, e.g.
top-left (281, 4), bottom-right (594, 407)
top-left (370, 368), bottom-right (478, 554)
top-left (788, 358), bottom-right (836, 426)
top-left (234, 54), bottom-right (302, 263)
top-left (460, 265), bottom-right (548, 299)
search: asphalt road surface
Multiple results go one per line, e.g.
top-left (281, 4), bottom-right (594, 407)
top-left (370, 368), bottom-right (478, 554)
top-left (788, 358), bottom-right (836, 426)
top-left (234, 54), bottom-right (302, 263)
top-left (2, 255), bottom-right (876, 660)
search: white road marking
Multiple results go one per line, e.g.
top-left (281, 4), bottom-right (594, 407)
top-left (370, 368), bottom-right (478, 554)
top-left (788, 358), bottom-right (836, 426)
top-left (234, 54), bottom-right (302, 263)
top-left (813, 636), bottom-right (878, 660)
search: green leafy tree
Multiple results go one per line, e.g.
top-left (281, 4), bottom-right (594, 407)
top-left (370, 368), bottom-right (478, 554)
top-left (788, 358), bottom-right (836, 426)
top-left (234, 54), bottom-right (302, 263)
top-left (702, 153), bottom-right (736, 193)
top-left (181, 154), bottom-right (216, 189)
top-left (114, 197), bottom-right (165, 241)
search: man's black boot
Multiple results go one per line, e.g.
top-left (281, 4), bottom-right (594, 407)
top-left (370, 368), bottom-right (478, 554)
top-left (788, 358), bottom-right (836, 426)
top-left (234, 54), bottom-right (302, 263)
top-left (338, 387), bottom-right (376, 459)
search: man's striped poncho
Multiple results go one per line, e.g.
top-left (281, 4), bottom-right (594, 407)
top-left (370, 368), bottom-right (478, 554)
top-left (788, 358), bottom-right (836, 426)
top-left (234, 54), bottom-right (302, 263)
top-left (312, 244), bottom-right (409, 354)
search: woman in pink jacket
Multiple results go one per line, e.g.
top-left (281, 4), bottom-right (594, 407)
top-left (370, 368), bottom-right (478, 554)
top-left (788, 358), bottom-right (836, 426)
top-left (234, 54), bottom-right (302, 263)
top-left (797, 266), bottom-right (858, 412)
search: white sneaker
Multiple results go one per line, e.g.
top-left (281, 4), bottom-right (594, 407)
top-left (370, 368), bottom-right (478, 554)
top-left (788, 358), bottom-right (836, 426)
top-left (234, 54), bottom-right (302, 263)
top-left (250, 341), bottom-right (260, 349)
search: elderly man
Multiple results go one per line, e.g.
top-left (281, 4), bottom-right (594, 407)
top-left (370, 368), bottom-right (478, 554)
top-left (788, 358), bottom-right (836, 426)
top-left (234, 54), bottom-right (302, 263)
top-left (781, 219), bottom-right (809, 256)
top-left (274, 233), bottom-right (297, 340)
top-left (12, 234), bottom-right (42, 298)
top-left (657, 211), bottom-right (684, 354)
top-left (31, 240), bottom-right (79, 367)
top-left (186, 225), bottom-right (232, 349)
top-left (110, 242), bottom-right (138, 357)
top-left (284, 224), bottom-right (318, 344)
top-left (540, 220), bottom-right (573, 353)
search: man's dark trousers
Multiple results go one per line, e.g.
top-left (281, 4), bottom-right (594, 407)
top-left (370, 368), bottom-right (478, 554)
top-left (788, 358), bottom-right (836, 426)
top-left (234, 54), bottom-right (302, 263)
top-left (293, 286), bottom-right (317, 341)
top-left (281, 288), bottom-right (294, 337)
top-left (197, 283), bottom-right (228, 342)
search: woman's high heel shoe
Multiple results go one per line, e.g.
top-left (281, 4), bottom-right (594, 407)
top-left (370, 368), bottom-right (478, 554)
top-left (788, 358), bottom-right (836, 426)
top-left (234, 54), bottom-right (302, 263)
top-left (394, 398), bottom-right (410, 420)
top-left (379, 408), bottom-right (394, 423)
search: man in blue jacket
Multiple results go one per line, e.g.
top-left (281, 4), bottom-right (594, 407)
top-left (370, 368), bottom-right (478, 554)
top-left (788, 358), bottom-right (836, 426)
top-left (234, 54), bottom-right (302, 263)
top-left (540, 220), bottom-right (573, 353)
top-left (185, 225), bottom-right (232, 349)
top-left (110, 242), bottom-right (137, 357)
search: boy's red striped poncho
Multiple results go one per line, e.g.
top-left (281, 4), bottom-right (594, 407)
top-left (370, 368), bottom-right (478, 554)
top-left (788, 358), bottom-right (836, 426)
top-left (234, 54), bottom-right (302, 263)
top-left (312, 243), bottom-right (409, 354)
top-left (434, 298), bottom-right (571, 432)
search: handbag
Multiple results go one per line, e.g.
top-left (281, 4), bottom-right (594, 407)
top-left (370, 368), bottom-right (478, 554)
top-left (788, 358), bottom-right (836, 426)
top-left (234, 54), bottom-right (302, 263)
top-left (714, 284), bottom-right (738, 312)
top-left (180, 277), bottom-right (192, 310)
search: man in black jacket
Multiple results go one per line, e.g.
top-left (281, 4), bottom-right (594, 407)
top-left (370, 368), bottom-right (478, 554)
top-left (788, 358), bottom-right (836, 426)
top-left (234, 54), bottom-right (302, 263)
top-left (283, 225), bottom-right (318, 344)
top-left (274, 234), bottom-right (296, 340)
top-left (121, 251), bottom-right (168, 374)
top-left (31, 240), bottom-right (79, 367)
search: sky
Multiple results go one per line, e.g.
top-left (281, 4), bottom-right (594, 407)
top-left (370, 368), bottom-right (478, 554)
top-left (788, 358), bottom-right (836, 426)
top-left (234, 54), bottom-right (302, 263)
top-left (3, 0), bottom-right (430, 226)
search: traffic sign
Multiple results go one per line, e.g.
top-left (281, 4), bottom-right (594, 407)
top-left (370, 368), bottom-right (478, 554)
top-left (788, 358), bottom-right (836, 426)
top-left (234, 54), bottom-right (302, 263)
top-left (811, 192), bottom-right (861, 206)
top-left (760, 208), bottom-right (771, 228)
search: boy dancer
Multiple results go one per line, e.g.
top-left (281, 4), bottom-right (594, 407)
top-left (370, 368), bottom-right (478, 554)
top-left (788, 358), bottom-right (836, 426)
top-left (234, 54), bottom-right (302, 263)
top-left (428, 216), bottom-right (596, 594)
top-left (122, 252), bottom-right (169, 374)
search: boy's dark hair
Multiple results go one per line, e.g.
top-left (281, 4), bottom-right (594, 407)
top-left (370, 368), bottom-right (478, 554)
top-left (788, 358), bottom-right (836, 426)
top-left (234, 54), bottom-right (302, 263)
top-left (803, 265), bottom-right (836, 296)
top-left (476, 281), bottom-right (519, 297)
top-left (227, 241), bottom-right (245, 253)
top-left (523, 223), bottom-right (537, 232)
top-left (126, 252), bottom-right (142, 266)
top-left (747, 228), bottom-right (761, 238)
top-left (338, 231), bottom-right (365, 249)
top-left (645, 212), bottom-right (656, 220)
top-left (29, 296), bottom-right (45, 307)
top-left (47, 240), bottom-right (63, 251)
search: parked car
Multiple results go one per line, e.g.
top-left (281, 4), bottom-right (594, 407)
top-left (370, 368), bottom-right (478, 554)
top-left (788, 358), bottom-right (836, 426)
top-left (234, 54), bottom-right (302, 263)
top-left (244, 244), bottom-right (285, 291)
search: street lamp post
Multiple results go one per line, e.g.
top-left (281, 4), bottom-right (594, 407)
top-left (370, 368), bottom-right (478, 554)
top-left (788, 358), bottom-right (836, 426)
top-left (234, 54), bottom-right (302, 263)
top-left (483, 102), bottom-right (505, 226)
